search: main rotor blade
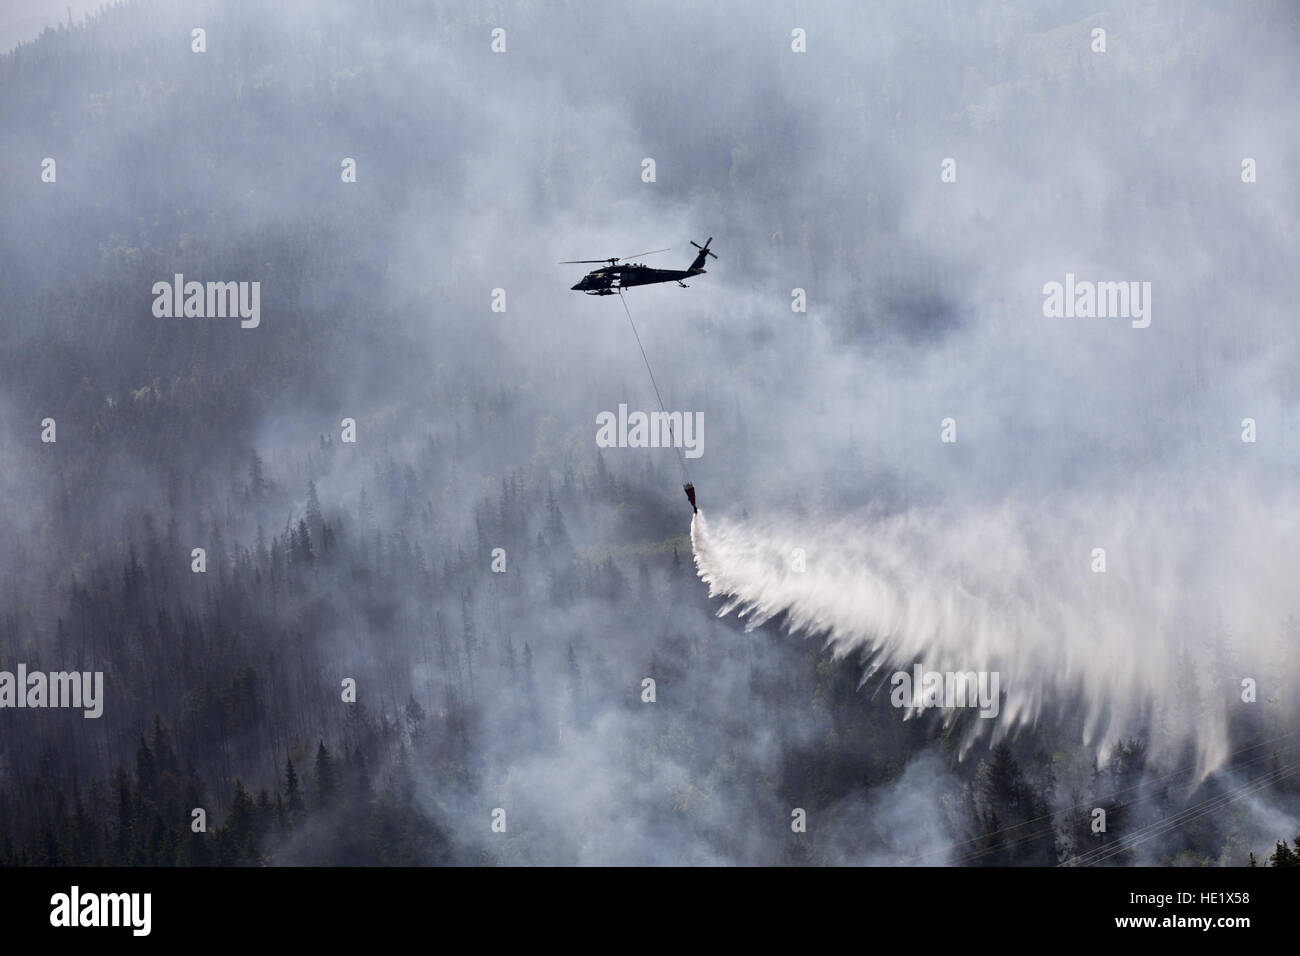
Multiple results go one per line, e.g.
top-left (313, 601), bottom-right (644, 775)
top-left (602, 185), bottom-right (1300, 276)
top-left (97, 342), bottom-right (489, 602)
top-left (617, 248), bottom-right (670, 261)
top-left (561, 248), bottom-right (669, 265)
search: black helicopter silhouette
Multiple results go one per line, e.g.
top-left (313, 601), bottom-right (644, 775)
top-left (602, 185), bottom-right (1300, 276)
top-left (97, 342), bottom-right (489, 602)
top-left (564, 238), bottom-right (717, 295)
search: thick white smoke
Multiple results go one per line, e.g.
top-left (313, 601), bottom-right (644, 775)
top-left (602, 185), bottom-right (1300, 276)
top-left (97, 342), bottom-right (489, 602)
top-left (691, 479), bottom-right (1299, 779)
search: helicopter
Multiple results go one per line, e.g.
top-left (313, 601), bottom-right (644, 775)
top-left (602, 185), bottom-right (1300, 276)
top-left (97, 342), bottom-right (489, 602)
top-left (564, 238), bottom-right (717, 295)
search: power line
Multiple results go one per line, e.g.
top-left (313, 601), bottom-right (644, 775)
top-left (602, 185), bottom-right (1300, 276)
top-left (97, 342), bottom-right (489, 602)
top-left (1065, 756), bottom-right (1300, 867)
top-left (923, 731), bottom-right (1300, 866)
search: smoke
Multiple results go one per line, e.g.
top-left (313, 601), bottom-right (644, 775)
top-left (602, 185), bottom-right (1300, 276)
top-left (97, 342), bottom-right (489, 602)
top-left (3, 0), bottom-right (1297, 866)
top-left (690, 476), bottom-right (1300, 779)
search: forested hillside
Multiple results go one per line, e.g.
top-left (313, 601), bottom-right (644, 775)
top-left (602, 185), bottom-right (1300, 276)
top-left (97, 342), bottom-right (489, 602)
top-left (1, 0), bottom-right (1296, 865)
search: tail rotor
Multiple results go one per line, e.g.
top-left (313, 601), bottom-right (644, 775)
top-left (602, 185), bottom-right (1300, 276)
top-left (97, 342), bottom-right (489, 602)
top-left (691, 237), bottom-right (718, 261)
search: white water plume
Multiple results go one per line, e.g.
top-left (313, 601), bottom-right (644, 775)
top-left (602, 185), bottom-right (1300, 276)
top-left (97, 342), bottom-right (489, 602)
top-left (690, 482), bottom-right (1299, 778)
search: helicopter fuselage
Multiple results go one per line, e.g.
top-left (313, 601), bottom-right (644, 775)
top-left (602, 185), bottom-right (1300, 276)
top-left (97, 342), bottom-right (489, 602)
top-left (571, 264), bottom-right (704, 295)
